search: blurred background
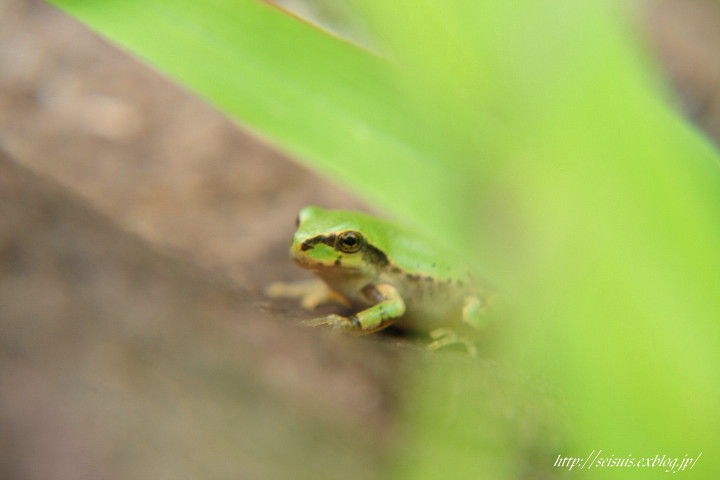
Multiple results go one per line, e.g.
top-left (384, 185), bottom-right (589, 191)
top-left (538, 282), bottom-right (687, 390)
top-left (1, 0), bottom-right (719, 478)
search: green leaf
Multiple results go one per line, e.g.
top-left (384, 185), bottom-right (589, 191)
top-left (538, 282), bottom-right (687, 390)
top-left (45, 0), bottom-right (489, 251)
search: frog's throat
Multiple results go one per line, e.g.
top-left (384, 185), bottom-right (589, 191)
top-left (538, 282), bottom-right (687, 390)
top-left (292, 255), bottom-right (365, 273)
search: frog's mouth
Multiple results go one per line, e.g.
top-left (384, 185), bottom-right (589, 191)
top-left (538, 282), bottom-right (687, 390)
top-left (292, 255), bottom-right (329, 269)
top-left (292, 254), bottom-right (358, 272)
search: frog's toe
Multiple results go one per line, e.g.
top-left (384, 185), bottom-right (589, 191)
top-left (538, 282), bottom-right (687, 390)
top-left (301, 314), bottom-right (355, 332)
top-left (427, 328), bottom-right (477, 356)
top-left (462, 295), bottom-right (491, 331)
top-left (299, 293), bottom-right (325, 310)
top-left (264, 281), bottom-right (291, 299)
top-left (265, 279), bottom-right (349, 311)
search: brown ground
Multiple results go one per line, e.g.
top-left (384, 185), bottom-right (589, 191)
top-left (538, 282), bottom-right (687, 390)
top-left (1, 0), bottom-right (719, 478)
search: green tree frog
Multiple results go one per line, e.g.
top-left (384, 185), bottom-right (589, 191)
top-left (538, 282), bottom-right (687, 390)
top-left (266, 206), bottom-right (494, 352)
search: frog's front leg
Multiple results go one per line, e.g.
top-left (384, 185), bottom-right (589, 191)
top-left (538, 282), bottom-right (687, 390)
top-left (265, 278), bottom-right (349, 310)
top-left (303, 283), bottom-right (406, 335)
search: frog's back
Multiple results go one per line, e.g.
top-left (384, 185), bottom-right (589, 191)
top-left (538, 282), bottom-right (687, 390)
top-left (335, 211), bottom-right (489, 330)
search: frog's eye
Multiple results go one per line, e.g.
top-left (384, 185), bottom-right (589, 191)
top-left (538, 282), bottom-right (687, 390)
top-left (336, 231), bottom-right (363, 253)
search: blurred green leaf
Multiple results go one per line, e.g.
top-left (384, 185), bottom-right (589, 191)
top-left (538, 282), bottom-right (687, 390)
top-left (355, 0), bottom-right (720, 478)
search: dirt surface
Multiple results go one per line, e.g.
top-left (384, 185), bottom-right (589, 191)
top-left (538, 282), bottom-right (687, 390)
top-left (0, 148), bottom-right (408, 479)
top-left (1, 0), bottom-right (720, 478)
top-left (0, 0), bottom-right (368, 294)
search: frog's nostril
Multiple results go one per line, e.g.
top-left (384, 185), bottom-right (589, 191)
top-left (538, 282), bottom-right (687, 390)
top-left (301, 240), bottom-right (313, 251)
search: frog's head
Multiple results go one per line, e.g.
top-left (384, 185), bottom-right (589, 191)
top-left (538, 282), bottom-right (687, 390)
top-left (289, 206), bottom-right (387, 277)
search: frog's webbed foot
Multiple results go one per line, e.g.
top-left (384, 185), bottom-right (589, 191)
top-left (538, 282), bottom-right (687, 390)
top-left (427, 328), bottom-right (478, 357)
top-left (265, 279), bottom-right (349, 310)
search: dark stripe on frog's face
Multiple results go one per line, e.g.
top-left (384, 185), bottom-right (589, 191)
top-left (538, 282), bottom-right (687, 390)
top-left (300, 233), bottom-right (336, 251)
top-left (299, 232), bottom-right (389, 268)
top-left (361, 243), bottom-right (389, 268)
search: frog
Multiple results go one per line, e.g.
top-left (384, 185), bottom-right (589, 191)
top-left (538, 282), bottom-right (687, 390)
top-left (265, 206), bottom-right (494, 353)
